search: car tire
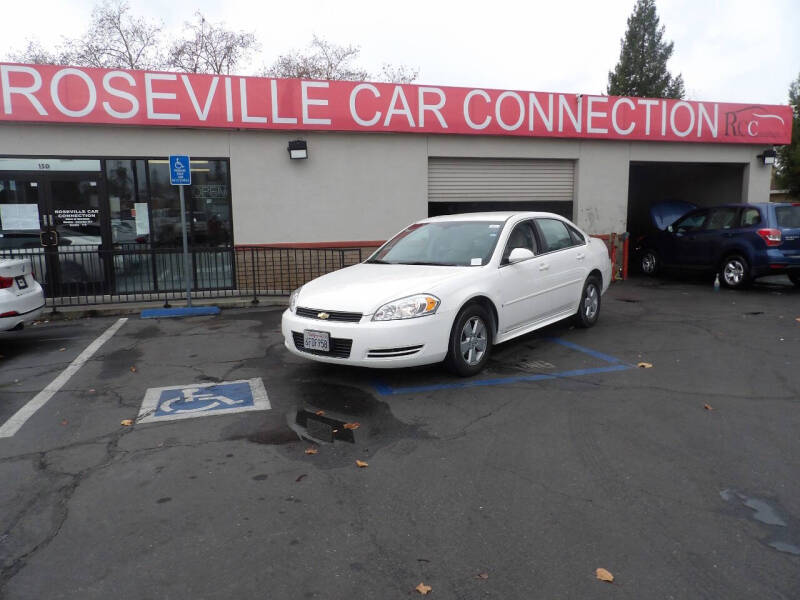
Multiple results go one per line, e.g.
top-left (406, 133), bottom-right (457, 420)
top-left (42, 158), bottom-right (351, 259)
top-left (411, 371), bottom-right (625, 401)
top-left (789, 272), bottom-right (800, 287)
top-left (445, 303), bottom-right (493, 377)
top-left (719, 255), bottom-right (751, 289)
top-left (640, 250), bottom-right (659, 276)
top-left (574, 276), bottom-right (602, 328)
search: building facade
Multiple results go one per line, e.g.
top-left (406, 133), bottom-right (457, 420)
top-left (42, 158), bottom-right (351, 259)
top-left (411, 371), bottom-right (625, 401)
top-left (0, 63), bottom-right (792, 297)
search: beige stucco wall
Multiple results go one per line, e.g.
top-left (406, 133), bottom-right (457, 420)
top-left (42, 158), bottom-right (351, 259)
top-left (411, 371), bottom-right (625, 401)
top-left (0, 122), bottom-right (775, 242)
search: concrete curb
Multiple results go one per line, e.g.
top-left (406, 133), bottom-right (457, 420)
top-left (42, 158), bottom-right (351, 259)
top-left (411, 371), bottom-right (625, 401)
top-left (39, 296), bottom-right (289, 321)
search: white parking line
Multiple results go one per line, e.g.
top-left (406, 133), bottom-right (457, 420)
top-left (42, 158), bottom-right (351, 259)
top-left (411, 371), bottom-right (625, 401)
top-left (0, 318), bottom-right (128, 439)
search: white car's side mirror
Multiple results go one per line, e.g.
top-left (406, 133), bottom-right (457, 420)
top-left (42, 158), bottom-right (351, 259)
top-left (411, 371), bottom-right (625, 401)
top-left (508, 247), bottom-right (535, 264)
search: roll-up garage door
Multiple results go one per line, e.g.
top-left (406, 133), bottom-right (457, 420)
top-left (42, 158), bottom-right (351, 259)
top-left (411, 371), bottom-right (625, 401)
top-left (427, 158), bottom-right (574, 218)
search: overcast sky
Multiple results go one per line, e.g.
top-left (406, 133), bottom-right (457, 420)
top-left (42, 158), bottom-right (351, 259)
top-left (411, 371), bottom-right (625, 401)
top-left (3, 0), bottom-right (798, 105)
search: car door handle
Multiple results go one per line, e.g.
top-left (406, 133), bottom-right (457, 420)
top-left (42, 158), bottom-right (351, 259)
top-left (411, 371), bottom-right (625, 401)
top-left (539, 263), bottom-right (549, 271)
top-left (576, 253), bottom-right (585, 260)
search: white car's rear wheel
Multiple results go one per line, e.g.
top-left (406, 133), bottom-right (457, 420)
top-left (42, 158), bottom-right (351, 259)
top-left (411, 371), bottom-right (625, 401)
top-left (445, 303), bottom-right (493, 377)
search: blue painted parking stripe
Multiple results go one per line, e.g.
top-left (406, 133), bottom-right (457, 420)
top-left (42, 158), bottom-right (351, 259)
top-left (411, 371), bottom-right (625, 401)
top-left (371, 336), bottom-right (630, 396)
top-left (373, 363), bottom-right (631, 396)
top-left (546, 337), bottom-right (625, 365)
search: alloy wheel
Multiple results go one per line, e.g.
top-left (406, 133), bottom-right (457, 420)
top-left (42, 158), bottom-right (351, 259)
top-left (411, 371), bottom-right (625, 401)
top-left (459, 316), bottom-right (488, 366)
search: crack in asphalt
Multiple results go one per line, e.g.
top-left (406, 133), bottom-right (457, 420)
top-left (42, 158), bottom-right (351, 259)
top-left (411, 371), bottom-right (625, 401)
top-left (0, 426), bottom-right (137, 591)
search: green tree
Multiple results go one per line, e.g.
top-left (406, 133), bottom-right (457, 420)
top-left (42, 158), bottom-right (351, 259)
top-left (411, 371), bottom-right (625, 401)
top-left (775, 73), bottom-right (800, 198)
top-left (607, 0), bottom-right (685, 99)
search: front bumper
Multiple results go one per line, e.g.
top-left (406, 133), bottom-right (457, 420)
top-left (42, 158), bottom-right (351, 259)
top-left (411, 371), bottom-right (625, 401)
top-left (281, 308), bottom-right (454, 368)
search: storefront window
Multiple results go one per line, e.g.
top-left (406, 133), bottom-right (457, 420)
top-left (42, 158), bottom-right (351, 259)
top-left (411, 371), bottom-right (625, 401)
top-left (146, 158), bottom-right (233, 291)
top-left (106, 159), bottom-right (154, 293)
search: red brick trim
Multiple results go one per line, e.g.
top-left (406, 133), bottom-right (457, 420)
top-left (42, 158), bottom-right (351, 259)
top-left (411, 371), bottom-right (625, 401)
top-left (235, 241), bottom-right (385, 249)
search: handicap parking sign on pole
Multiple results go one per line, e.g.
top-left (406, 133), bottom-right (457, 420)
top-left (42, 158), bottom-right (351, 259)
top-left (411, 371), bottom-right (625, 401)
top-left (169, 155), bottom-right (192, 306)
top-left (169, 155), bottom-right (191, 185)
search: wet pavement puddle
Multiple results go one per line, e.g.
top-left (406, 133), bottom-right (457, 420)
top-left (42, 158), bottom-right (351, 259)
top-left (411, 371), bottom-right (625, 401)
top-left (720, 488), bottom-right (800, 556)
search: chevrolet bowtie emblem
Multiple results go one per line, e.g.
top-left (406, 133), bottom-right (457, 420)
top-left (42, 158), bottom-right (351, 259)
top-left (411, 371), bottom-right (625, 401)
top-left (317, 312), bottom-right (330, 320)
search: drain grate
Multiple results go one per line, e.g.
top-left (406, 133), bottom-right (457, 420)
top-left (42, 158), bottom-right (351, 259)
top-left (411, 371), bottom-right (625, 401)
top-left (295, 409), bottom-right (356, 443)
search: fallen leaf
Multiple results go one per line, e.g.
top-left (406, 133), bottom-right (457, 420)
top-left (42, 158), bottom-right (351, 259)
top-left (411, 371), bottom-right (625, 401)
top-left (120, 419), bottom-right (134, 426)
top-left (60, 419), bottom-right (68, 426)
top-left (415, 582), bottom-right (432, 595)
top-left (130, 366), bottom-right (137, 373)
top-left (637, 362), bottom-right (653, 369)
top-left (475, 572), bottom-right (489, 580)
top-left (355, 460), bottom-right (369, 468)
top-left (704, 404), bottom-right (714, 411)
top-left (314, 410), bottom-right (325, 416)
top-left (304, 448), bottom-right (318, 455)
top-left (343, 422), bottom-right (360, 430)
top-left (595, 568), bottom-right (614, 583)
top-left (59, 347), bottom-right (66, 352)
top-left (295, 474), bottom-right (307, 482)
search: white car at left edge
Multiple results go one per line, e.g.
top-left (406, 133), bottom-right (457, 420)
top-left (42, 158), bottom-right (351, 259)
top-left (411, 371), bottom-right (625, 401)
top-left (0, 258), bottom-right (45, 331)
top-left (281, 212), bottom-right (612, 376)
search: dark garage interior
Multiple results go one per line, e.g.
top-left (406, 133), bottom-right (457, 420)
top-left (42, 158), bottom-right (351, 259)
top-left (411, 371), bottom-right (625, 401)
top-left (626, 162), bottom-right (746, 241)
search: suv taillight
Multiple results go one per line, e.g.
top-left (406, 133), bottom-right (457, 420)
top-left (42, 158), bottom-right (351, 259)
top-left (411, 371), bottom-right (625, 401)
top-left (0, 276), bottom-right (14, 289)
top-left (757, 228), bottom-right (782, 247)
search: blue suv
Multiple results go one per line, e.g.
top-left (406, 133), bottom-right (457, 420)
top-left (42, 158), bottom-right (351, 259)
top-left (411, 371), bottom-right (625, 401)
top-left (636, 202), bottom-right (800, 289)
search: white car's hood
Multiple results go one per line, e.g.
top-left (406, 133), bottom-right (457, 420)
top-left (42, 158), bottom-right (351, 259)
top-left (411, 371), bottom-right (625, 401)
top-left (296, 263), bottom-right (469, 314)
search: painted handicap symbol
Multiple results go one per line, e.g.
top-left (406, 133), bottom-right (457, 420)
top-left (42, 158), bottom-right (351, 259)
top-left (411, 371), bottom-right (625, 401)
top-left (137, 378), bottom-right (270, 423)
top-left (158, 386), bottom-right (246, 414)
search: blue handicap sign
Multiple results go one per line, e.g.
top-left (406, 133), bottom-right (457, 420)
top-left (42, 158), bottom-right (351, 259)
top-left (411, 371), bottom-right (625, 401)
top-left (154, 381), bottom-right (253, 417)
top-left (169, 154), bottom-right (191, 185)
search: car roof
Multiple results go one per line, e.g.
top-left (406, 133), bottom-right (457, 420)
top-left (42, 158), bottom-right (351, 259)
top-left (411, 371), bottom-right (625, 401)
top-left (419, 211), bottom-right (566, 223)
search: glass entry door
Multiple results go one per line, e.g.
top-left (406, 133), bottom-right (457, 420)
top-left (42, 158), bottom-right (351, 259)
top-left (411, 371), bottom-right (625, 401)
top-left (0, 177), bottom-right (47, 286)
top-left (41, 176), bottom-right (109, 297)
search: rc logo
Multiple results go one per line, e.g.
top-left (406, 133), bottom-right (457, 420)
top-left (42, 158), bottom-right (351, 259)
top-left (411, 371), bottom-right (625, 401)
top-left (724, 105), bottom-right (786, 138)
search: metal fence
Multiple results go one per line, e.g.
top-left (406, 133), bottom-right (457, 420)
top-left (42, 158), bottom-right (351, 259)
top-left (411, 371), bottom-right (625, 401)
top-left (0, 244), bottom-right (366, 308)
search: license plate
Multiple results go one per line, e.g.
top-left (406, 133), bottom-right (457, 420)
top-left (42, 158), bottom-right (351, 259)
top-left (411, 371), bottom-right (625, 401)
top-left (15, 276), bottom-right (28, 290)
top-left (303, 330), bottom-right (330, 352)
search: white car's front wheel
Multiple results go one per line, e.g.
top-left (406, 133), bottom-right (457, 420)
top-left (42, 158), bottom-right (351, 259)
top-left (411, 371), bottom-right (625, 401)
top-left (445, 303), bottom-right (493, 377)
top-left (574, 276), bottom-right (602, 328)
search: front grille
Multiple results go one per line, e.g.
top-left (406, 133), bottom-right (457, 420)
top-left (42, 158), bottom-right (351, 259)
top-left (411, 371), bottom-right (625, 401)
top-left (296, 307), bottom-right (363, 323)
top-left (292, 331), bottom-right (353, 358)
top-left (367, 345), bottom-right (424, 358)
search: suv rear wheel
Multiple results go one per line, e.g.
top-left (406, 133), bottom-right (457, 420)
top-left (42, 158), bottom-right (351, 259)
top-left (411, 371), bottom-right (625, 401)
top-left (720, 255), bottom-right (751, 289)
top-left (640, 250), bottom-right (659, 276)
top-left (789, 272), bottom-right (800, 287)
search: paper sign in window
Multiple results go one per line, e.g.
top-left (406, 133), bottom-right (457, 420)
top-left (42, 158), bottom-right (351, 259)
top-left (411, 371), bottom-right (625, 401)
top-left (0, 204), bottom-right (40, 230)
top-left (134, 203), bottom-right (150, 235)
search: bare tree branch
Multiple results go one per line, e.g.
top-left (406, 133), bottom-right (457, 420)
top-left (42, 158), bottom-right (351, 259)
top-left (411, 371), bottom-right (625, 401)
top-left (263, 35), bottom-right (416, 83)
top-left (168, 11), bottom-right (258, 75)
top-left (65, 0), bottom-right (165, 70)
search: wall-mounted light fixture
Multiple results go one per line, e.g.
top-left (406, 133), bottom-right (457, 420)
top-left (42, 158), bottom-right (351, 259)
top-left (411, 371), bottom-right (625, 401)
top-left (288, 140), bottom-right (308, 160)
top-left (757, 148), bottom-right (777, 166)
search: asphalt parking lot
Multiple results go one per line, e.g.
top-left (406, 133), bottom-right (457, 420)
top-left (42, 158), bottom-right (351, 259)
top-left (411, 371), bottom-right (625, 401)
top-left (1, 275), bottom-right (799, 599)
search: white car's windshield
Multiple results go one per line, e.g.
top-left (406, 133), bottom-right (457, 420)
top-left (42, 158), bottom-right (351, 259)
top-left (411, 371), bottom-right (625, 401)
top-left (367, 221), bottom-right (504, 266)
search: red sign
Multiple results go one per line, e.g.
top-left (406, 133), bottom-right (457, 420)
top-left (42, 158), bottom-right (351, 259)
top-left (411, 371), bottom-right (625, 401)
top-left (0, 63), bottom-right (792, 145)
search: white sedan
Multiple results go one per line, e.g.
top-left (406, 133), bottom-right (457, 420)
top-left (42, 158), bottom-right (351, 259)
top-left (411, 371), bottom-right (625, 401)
top-left (0, 258), bottom-right (45, 331)
top-left (281, 212), bottom-right (612, 376)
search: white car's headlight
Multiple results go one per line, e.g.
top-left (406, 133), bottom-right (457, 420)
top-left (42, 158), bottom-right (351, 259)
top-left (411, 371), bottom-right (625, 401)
top-left (372, 294), bottom-right (440, 321)
top-left (289, 287), bottom-right (302, 313)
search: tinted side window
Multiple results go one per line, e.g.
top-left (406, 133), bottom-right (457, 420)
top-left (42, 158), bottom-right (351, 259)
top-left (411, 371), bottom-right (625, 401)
top-left (705, 207), bottom-right (739, 230)
top-left (775, 206), bottom-right (800, 228)
top-left (674, 211), bottom-right (707, 232)
top-left (535, 218), bottom-right (575, 253)
top-left (740, 208), bottom-right (762, 227)
top-left (502, 221), bottom-right (536, 264)
top-left (567, 224), bottom-right (585, 245)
